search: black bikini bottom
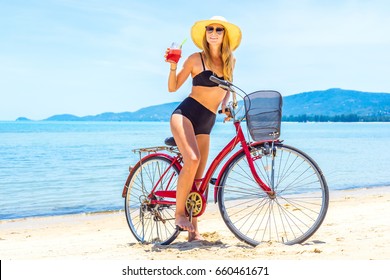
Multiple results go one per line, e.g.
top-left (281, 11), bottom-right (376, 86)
top-left (172, 97), bottom-right (216, 135)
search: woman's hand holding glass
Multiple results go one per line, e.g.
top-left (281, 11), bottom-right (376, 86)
top-left (165, 42), bottom-right (182, 64)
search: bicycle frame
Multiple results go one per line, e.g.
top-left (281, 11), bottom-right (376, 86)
top-left (122, 78), bottom-right (277, 210)
top-left (203, 121), bottom-right (274, 203)
top-left (121, 120), bottom-right (275, 207)
top-left (123, 104), bottom-right (279, 214)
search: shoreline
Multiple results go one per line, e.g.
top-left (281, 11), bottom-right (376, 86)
top-left (2, 184), bottom-right (388, 222)
top-left (1, 186), bottom-right (389, 260)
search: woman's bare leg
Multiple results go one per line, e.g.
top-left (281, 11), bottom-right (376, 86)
top-left (188, 134), bottom-right (210, 241)
top-left (170, 114), bottom-right (200, 232)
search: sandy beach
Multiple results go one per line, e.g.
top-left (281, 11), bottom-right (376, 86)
top-left (1, 186), bottom-right (389, 260)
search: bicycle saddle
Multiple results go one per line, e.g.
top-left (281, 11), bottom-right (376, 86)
top-left (164, 137), bottom-right (177, 146)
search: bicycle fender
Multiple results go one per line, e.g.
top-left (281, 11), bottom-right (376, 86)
top-left (121, 153), bottom-right (181, 198)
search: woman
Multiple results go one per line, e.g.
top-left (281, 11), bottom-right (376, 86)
top-left (165, 16), bottom-right (242, 241)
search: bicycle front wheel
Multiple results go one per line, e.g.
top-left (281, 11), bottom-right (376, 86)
top-left (124, 155), bottom-right (180, 245)
top-left (218, 143), bottom-right (329, 246)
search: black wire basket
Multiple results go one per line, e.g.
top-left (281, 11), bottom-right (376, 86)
top-left (244, 90), bottom-right (282, 141)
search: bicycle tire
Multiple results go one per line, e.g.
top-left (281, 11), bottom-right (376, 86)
top-left (218, 143), bottom-right (329, 246)
top-left (124, 155), bottom-right (180, 245)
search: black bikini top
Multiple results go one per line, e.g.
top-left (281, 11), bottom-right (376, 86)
top-left (192, 53), bottom-right (224, 87)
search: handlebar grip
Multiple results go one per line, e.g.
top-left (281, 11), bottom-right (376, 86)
top-left (218, 108), bottom-right (231, 114)
top-left (209, 75), bottom-right (231, 88)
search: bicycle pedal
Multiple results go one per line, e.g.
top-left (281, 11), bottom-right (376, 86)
top-left (176, 225), bottom-right (187, 232)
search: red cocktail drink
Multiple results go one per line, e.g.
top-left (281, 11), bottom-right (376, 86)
top-left (166, 48), bottom-right (182, 63)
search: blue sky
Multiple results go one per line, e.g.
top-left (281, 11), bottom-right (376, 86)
top-left (1, 0), bottom-right (389, 120)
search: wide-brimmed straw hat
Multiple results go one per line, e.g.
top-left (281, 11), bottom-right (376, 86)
top-left (191, 16), bottom-right (242, 51)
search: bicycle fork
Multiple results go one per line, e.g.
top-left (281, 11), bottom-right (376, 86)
top-left (265, 141), bottom-right (277, 198)
top-left (237, 129), bottom-right (275, 197)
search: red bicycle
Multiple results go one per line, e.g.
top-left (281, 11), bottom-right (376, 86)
top-left (121, 76), bottom-right (329, 246)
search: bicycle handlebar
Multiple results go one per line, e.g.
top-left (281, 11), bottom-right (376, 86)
top-left (210, 75), bottom-right (238, 117)
top-left (209, 75), bottom-right (232, 90)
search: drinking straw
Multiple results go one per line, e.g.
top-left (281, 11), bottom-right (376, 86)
top-left (180, 38), bottom-right (187, 48)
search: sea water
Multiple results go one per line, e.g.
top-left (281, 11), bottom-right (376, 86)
top-left (0, 121), bottom-right (389, 220)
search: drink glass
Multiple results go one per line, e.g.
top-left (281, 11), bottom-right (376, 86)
top-left (166, 42), bottom-right (182, 64)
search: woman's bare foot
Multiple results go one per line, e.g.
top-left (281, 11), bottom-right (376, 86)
top-left (188, 231), bottom-right (204, 242)
top-left (175, 215), bottom-right (195, 232)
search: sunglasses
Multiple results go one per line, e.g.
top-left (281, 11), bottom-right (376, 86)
top-left (205, 26), bottom-right (225, 35)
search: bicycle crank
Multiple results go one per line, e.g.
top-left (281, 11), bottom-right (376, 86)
top-left (185, 191), bottom-right (206, 218)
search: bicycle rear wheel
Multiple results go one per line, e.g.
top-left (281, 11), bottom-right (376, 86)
top-left (218, 143), bottom-right (329, 246)
top-left (124, 155), bottom-right (180, 245)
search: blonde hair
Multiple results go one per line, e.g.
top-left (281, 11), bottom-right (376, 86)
top-left (202, 28), bottom-right (234, 82)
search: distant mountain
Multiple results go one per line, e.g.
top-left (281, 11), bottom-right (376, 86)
top-left (43, 102), bottom-right (181, 122)
top-left (18, 88), bottom-right (390, 122)
top-left (45, 114), bottom-right (84, 121)
top-left (15, 117), bottom-right (32, 121)
top-left (283, 88), bottom-right (389, 117)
